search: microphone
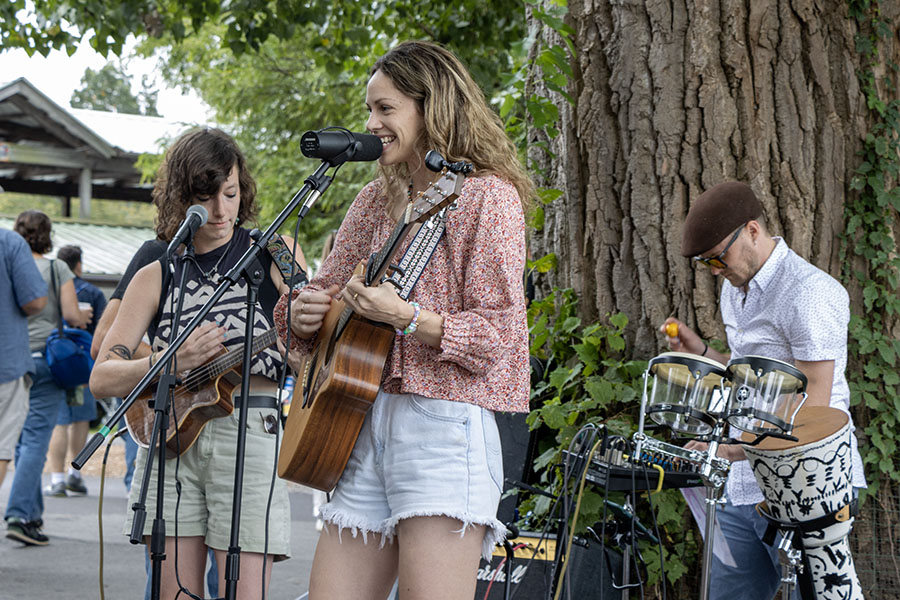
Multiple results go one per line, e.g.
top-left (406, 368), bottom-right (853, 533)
top-left (166, 205), bottom-right (208, 257)
top-left (300, 128), bottom-right (383, 165)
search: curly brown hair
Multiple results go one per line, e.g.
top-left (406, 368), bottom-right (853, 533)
top-left (370, 41), bottom-right (533, 211)
top-left (14, 210), bottom-right (53, 254)
top-left (153, 128), bottom-right (258, 241)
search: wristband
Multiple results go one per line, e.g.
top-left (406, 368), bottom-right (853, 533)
top-left (396, 301), bottom-right (421, 336)
top-left (700, 342), bottom-right (709, 357)
top-left (149, 351), bottom-right (159, 369)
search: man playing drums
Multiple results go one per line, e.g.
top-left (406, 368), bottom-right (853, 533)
top-left (661, 181), bottom-right (866, 600)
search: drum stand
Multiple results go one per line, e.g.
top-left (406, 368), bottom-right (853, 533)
top-left (772, 529), bottom-right (803, 600)
top-left (696, 420), bottom-right (731, 600)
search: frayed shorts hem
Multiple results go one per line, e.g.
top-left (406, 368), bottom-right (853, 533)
top-left (321, 506), bottom-right (507, 560)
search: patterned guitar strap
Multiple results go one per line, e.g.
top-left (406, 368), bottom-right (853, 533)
top-left (381, 207), bottom-right (450, 300)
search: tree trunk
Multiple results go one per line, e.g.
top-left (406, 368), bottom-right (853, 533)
top-left (527, 0), bottom-right (898, 358)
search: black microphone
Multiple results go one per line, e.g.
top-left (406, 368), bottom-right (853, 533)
top-left (166, 205), bottom-right (208, 257)
top-left (300, 128), bottom-right (383, 165)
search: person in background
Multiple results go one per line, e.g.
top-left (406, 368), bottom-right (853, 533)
top-left (5, 210), bottom-right (92, 546)
top-left (0, 226), bottom-right (47, 490)
top-left (43, 244), bottom-right (107, 497)
top-left (277, 41), bottom-right (532, 599)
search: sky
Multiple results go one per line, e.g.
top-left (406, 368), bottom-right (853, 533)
top-left (0, 37), bottom-right (211, 123)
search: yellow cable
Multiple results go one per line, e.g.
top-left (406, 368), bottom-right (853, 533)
top-left (552, 437), bottom-right (604, 600)
top-left (650, 463), bottom-right (665, 494)
top-left (99, 450), bottom-right (106, 600)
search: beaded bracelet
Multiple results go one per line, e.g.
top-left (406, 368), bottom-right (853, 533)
top-left (396, 301), bottom-right (421, 336)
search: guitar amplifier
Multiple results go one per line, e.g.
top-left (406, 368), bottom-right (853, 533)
top-left (474, 532), bottom-right (622, 599)
top-left (475, 532), bottom-right (556, 600)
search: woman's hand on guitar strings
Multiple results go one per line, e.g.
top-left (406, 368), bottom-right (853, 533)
top-left (342, 274), bottom-right (414, 332)
top-left (290, 284), bottom-right (340, 340)
top-left (174, 321), bottom-right (227, 372)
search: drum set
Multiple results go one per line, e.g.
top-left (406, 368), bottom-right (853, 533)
top-left (633, 352), bottom-right (863, 600)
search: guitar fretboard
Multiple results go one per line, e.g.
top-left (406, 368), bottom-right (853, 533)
top-left (191, 328), bottom-right (277, 383)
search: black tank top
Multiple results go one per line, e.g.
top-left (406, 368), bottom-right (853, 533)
top-left (151, 227), bottom-right (285, 381)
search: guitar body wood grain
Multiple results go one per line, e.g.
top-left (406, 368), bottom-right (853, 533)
top-left (125, 371), bottom-right (237, 459)
top-left (278, 298), bottom-right (395, 492)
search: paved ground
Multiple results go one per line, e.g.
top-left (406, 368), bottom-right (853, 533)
top-left (0, 437), bottom-right (320, 600)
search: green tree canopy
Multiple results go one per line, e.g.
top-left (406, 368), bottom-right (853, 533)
top-left (70, 62), bottom-right (161, 116)
top-left (120, 1), bottom-right (531, 255)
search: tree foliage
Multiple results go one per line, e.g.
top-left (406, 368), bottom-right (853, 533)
top-left (121, 1), bottom-right (529, 256)
top-left (71, 62), bottom-right (161, 116)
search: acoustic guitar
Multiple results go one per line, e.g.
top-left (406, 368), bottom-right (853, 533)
top-left (124, 327), bottom-right (277, 459)
top-left (278, 167), bottom-right (467, 491)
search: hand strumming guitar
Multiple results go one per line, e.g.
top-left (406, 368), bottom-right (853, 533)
top-left (289, 284), bottom-right (340, 340)
top-left (168, 321), bottom-right (228, 372)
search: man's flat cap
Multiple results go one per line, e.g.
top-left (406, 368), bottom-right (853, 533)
top-left (681, 181), bottom-right (763, 257)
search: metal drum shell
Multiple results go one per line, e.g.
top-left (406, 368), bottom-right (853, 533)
top-left (725, 355), bottom-right (807, 435)
top-left (645, 352), bottom-right (728, 436)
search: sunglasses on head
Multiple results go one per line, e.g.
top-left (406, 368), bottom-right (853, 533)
top-left (693, 223), bottom-right (746, 269)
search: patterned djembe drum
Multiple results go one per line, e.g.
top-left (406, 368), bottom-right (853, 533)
top-left (742, 406), bottom-right (863, 600)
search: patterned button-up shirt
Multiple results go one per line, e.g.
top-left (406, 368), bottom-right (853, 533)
top-left (722, 238), bottom-right (866, 505)
top-left (274, 175), bottom-right (529, 413)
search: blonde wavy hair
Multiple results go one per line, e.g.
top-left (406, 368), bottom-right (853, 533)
top-left (370, 41), bottom-right (533, 211)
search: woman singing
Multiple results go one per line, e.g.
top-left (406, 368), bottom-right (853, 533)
top-left (275, 41), bottom-right (532, 599)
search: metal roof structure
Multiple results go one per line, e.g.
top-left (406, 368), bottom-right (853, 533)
top-left (0, 216), bottom-right (155, 281)
top-left (0, 77), bottom-right (187, 213)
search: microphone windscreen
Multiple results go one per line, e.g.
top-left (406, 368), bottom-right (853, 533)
top-left (186, 204), bottom-right (209, 226)
top-left (354, 134), bottom-right (383, 162)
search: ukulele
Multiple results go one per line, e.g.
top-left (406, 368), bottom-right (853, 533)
top-left (278, 164), bottom-right (467, 491)
top-left (124, 327), bottom-right (277, 459)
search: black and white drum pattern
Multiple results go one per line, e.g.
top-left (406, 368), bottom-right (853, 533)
top-left (805, 534), bottom-right (863, 600)
top-left (743, 420), bottom-right (863, 599)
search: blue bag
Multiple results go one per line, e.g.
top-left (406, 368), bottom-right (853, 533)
top-left (45, 327), bottom-right (94, 389)
top-left (44, 260), bottom-right (94, 389)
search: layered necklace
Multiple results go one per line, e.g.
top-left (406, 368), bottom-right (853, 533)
top-left (193, 234), bottom-right (235, 284)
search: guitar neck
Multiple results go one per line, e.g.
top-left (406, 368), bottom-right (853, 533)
top-left (198, 328), bottom-right (277, 381)
top-left (366, 220), bottom-right (415, 286)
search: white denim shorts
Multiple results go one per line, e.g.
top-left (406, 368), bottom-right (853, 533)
top-left (320, 390), bottom-right (506, 559)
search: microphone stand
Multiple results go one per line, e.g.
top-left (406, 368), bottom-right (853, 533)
top-left (138, 243), bottom-right (194, 600)
top-left (73, 157), bottom-right (338, 600)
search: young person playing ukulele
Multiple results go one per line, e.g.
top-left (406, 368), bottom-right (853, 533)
top-left (275, 41), bottom-right (533, 600)
top-left (91, 128), bottom-right (307, 599)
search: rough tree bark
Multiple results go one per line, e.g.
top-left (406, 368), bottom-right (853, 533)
top-left (527, 0), bottom-right (898, 359)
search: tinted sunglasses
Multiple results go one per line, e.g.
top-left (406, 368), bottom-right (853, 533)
top-left (693, 224), bottom-right (745, 269)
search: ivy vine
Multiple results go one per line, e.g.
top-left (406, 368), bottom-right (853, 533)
top-left (842, 0), bottom-right (900, 499)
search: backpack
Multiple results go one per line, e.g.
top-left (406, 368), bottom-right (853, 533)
top-left (44, 260), bottom-right (94, 389)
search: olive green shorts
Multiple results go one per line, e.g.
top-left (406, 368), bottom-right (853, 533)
top-left (124, 404), bottom-right (291, 559)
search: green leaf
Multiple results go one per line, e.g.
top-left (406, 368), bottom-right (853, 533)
top-left (528, 253), bottom-right (558, 273)
top-left (609, 312), bottom-right (629, 330)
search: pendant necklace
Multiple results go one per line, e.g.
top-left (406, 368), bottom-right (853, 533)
top-left (195, 234), bottom-right (234, 284)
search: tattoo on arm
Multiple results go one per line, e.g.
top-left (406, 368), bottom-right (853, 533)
top-left (109, 344), bottom-right (133, 360)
